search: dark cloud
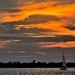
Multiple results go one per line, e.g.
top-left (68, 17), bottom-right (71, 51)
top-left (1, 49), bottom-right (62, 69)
top-left (0, 0), bottom-right (17, 9)
top-left (24, 15), bottom-right (60, 24)
top-left (57, 0), bottom-right (75, 4)
top-left (63, 18), bottom-right (75, 30)
top-left (0, 9), bottom-right (21, 13)
top-left (0, 0), bottom-right (32, 11)
top-left (0, 23), bottom-right (50, 34)
top-left (13, 35), bottom-right (75, 42)
top-left (0, 35), bottom-right (75, 43)
top-left (0, 0), bottom-right (75, 10)
top-left (19, 28), bottom-right (50, 33)
top-left (0, 24), bottom-right (16, 33)
top-left (53, 0), bottom-right (75, 6)
top-left (32, 0), bottom-right (49, 3)
top-left (0, 0), bottom-right (28, 9)
top-left (2, 15), bottom-right (60, 25)
top-left (33, 0), bottom-right (75, 5)
top-left (0, 15), bottom-right (60, 34)
top-left (65, 26), bottom-right (75, 30)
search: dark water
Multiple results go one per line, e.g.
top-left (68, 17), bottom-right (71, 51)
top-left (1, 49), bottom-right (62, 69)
top-left (0, 68), bottom-right (75, 75)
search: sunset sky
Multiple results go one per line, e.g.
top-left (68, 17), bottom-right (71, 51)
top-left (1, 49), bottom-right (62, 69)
top-left (0, 0), bottom-right (75, 62)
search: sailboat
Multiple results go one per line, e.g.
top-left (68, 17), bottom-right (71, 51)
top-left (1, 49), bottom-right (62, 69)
top-left (60, 53), bottom-right (67, 70)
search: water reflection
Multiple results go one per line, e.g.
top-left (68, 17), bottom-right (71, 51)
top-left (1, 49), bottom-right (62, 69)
top-left (0, 68), bottom-right (75, 75)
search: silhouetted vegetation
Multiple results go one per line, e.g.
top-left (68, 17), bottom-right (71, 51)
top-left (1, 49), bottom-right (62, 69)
top-left (0, 60), bottom-right (75, 68)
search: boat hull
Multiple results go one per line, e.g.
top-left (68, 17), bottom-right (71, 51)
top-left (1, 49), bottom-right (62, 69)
top-left (60, 67), bottom-right (67, 70)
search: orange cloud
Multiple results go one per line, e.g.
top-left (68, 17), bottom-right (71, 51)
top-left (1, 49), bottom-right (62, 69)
top-left (1, 2), bottom-right (75, 22)
top-left (35, 41), bottom-right (75, 48)
top-left (14, 20), bottom-right (75, 37)
top-left (0, 40), bottom-right (20, 48)
top-left (1, 1), bottom-right (75, 37)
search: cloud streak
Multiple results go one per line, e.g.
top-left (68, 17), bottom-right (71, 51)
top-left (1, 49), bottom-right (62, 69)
top-left (36, 41), bottom-right (75, 48)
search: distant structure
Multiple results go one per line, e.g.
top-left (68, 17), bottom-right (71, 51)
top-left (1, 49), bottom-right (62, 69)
top-left (60, 53), bottom-right (67, 70)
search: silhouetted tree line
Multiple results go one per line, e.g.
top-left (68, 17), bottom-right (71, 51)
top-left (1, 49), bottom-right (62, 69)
top-left (0, 60), bottom-right (75, 68)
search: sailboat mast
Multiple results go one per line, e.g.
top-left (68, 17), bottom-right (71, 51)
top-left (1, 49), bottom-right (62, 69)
top-left (60, 53), bottom-right (67, 70)
top-left (62, 53), bottom-right (66, 67)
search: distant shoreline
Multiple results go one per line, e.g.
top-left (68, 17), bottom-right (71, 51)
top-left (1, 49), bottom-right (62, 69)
top-left (0, 61), bottom-right (75, 68)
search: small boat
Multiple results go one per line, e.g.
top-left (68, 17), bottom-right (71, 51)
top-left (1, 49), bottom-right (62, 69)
top-left (60, 53), bottom-right (67, 70)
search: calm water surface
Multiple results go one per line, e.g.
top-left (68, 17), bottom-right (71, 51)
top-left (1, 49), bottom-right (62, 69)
top-left (0, 68), bottom-right (75, 75)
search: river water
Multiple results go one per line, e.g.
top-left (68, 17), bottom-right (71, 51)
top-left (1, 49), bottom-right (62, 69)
top-left (0, 68), bottom-right (75, 75)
